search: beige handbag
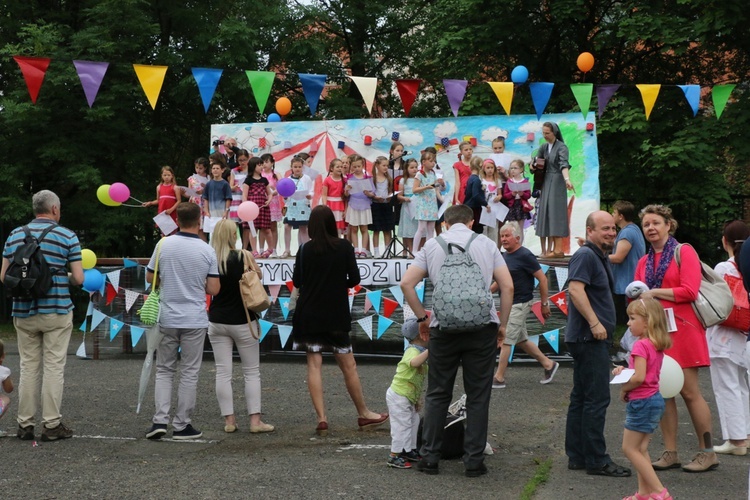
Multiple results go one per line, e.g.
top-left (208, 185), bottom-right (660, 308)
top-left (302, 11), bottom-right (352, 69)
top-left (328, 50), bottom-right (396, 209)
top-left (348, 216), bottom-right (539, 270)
top-left (239, 250), bottom-right (271, 323)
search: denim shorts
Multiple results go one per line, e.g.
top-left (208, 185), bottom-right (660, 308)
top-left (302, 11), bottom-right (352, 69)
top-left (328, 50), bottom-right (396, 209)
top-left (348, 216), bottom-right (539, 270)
top-left (625, 393), bottom-right (665, 434)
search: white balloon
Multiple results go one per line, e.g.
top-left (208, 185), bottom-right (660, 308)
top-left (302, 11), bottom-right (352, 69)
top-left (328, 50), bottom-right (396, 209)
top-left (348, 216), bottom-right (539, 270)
top-left (659, 355), bottom-right (684, 399)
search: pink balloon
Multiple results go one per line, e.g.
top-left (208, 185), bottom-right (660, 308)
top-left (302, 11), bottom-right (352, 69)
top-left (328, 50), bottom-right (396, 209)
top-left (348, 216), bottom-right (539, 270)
top-left (238, 201), bottom-right (260, 222)
top-left (108, 182), bottom-right (131, 203)
top-left (277, 177), bottom-right (296, 197)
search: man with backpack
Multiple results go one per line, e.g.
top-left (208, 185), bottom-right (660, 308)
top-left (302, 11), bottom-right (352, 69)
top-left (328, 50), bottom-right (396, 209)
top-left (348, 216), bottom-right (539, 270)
top-left (400, 204), bottom-right (513, 477)
top-left (1, 190), bottom-right (83, 442)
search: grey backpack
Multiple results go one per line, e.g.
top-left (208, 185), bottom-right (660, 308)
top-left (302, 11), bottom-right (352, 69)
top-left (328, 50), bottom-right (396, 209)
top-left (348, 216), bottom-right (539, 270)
top-left (432, 233), bottom-right (494, 333)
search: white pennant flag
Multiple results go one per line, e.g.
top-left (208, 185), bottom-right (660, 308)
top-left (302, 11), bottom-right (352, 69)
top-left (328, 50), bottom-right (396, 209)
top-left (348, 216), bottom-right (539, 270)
top-left (106, 270), bottom-right (121, 292)
top-left (349, 76), bottom-right (378, 114)
top-left (124, 289), bottom-right (140, 312)
top-left (348, 295), bottom-right (354, 312)
top-left (554, 267), bottom-right (569, 292)
top-left (402, 302), bottom-right (415, 320)
top-left (357, 315), bottom-right (374, 340)
top-left (76, 340), bottom-right (87, 359)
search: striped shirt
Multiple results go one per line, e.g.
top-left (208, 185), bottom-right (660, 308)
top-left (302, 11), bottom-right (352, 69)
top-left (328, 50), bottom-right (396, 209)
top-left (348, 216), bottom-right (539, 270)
top-left (147, 232), bottom-right (219, 329)
top-left (2, 218), bottom-right (82, 317)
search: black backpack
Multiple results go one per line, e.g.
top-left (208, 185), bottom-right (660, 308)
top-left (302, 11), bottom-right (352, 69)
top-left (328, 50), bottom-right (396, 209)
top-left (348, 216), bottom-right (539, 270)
top-left (3, 224), bottom-right (59, 299)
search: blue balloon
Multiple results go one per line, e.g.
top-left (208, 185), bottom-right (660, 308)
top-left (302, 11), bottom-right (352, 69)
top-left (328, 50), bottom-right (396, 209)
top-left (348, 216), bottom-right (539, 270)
top-left (268, 113), bottom-right (281, 123)
top-left (511, 65), bottom-right (529, 84)
top-left (82, 269), bottom-right (104, 293)
top-left (441, 181), bottom-right (451, 195)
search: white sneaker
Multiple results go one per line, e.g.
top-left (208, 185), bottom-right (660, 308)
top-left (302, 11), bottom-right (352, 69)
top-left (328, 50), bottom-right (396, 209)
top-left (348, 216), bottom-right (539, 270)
top-left (374, 251), bottom-right (381, 259)
top-left (269, 251), bottom-right (278, 259)
top-left (280, 250), bottom-right (291, 259)
top-left (714, 441), bottom-right (748, 455)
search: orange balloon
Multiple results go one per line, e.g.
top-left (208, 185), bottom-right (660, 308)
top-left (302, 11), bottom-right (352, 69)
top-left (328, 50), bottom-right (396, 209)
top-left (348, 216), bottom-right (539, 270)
top-left (276, 97), bottom-right (292, 116)
top-left (577, 52), bottom-right (595, 73)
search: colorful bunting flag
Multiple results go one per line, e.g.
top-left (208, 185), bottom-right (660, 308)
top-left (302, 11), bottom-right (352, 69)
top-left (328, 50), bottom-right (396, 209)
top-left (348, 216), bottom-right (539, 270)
top-left (299, 73), bottom-right (327, 116)
top-left (677, 85), bottom-right (700, 117)
top-left (349, 76), bottom-right (378, 115)
top-left (133, 64), bottom-right (168, 110)
top-left (636, 84), bottom-right (661, 120)
top-left (268, 285), bottom-right (281, 302)
top-left (508, 345), bottom-right (515, 363)
top-left (76, 341), bottom-right (87, 359)
top-left (596, 84), bottom-right (620, 118)
top-left (364, 295), bottom-right (373, 313)
top-left (396, 79), bottom-right (421, 116)
top-left (131, 326), bottom-right (145, 347)
top-left (383, 298), bottom-right (399, 318)
top-left (570, 83), bottom-right (593, 119)
top-left (712, 84), bottom-right (736, 119)
top-left (554, 267), bottom-right (569, 292)
top-left (191, 67), bottom-right (223, 113)
top-left (277, 325), bottom-right (293, 348)
top-left (109, 318), bottom-right (124, 341)
top-left (488, 82), bottom-right (514, 115)
top-left (403, 337), bottom-right (410, 351)
top-left (245, 71), bottom-right (276, 114)
top-left (348, 295), bottom-right (354, 312)
top-left (366, 290), bottom-right (382, 314)
top-left (278, 297), bottom-right (291, 320)
top-left (357, 315), bottom-right (374, 340)
top-left (73, 60), bottom-right (109, 108)
top-left (550, 291), bottom-right (568, 315)
top-left (377, 316), bottom-right (394, 339)
top-left (415, 279), bottom-right (426, 303)
top-left (107, 270), bottom-right (121, 292)
top-left (529, 82), bottom-right (554, 120)
top-left (258, 319), bottom-right (274, 342)
top-left (531, 301), bottom-right (545, 325)
top-left (86, 300), bottom-right (94, 316)
top-left (13, 56), bottom-right (51, 104)
top-left (91, 309), bottom-right (106, 331)
top-left (123, 258), bottom-right (139, 268)
top-left (105, 282), bottom-right (118, 306)
top-left (124, 289), bottom-right (140, 313)
top-left (389, 285), bottom-right (404, 307)
top-left (542, 329), bottom-right (560, 354)
top-left (402, 302), bottom-right (415, 320)
top-left (443, 79), bottom-right (467, 117)
top-left (528, 335), bottom-right (540, 346)
top-left (79, 318), bottom-right (88, 332)
top-left (285, 280), bottom-right (294, 293)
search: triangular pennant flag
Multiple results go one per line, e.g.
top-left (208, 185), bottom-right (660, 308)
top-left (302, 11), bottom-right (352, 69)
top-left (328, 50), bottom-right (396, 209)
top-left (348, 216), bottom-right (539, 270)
top-left (377, 316), bottom-right (394, 339)
top-left (13, 56), bottom-right (51, 104)
top-left (404, 337), bottom-right (410, 351)
top-left (402, 302), bottom-right (415, 320)
top-left (383, 298), bottom-right (399, 318)
top-left (636, 84), bottom-right (661, 120)
top-left (677, 85), bottom-right (700, 117)
top-left (260, 308), bottom-right (268, 319)
top-left (90, 309), bottom-right (107, 331)
top-left (99, 278), bottom-right (106, 297)
top-left (416, 279), bottom-right (426, 303)
top-left (488, 82), bottom-right (514, 115)
top-left (245, 71), bottom-right (276, 114)
top-left (529, 82), bottom-right (554, 120)
top-left (443, 79), bottom-right (467, 117)
top-left (123, 258), bottom-right (139, 268)
top-left (596, 84), bottom-right (620, 119)
top-left (285, 280), bottom-right (295, 293)
top-left (540, 264), bottom-right (550, 275)
top-left (550, 290), bottom-right (568, 315)
top-left (106, 270), bottom-right (121, 292)
top-left (348, 295), bottom-right (354, 312)
top-left (130, 326), bottom-right (145, 347)
top-left (73, 60), bottom-right (109, 108)
top-left (133, 64), bottom-right (168, 110)
top-left (76, 341), bottom-right (87, 359)
top-left (396, 79), bottom-right (421, 116)
top-left (364, 295), bottom-right (373, 314)
top-left (531, 301), bottom-right (546, 325)
top-left (105, 282), bottom-right (118, 306)
top-left (79, 319), bottom-right (88, 332)
top-left (366, 290), bottom-right (382, 314)
top-left (357, 315), bottom-right (374, 340)
top-left (508, 345), bottom-right (516, 363)
top-left (569, 83), bottom-right (593, 119)
top-left (712, 84), bottom-right (736, 120)
top-left (349, 76), bottom-right (378, 115)
top-left (145, 275), bottom-right (151, 291)
top-left (191, 67), bottom-right (223, 113)
top-left (349, 285), bottom-right (362, 296)
top-left (258, 319), bottom-right (274, 342)
top-left (277, 325), bottom-right (293, 348)
top-left (529, 335), bottom-right (540, 346)
top-left (268, 285), bottom-right (281, 302)
top-left (299, 73), bottom-right (327, 116)
top-left (86, 300), bottom-right (94, 316)
top-left (554, 267), bottom-right (569, 292)
top-left (109, 318), bottom-right (124, 341)
top-left (278, 297), bottom-right (291, 320)
top-left (543, 329), bottom-right (560, 354)
top-left (389, 285), bottom-right (404, 307)
top-left (124, 289), bottom-right (140, 313)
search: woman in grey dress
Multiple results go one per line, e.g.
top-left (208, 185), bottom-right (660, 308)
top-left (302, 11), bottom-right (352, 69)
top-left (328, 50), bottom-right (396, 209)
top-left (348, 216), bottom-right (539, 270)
top-left (531, 122), bottom-right (574, 258)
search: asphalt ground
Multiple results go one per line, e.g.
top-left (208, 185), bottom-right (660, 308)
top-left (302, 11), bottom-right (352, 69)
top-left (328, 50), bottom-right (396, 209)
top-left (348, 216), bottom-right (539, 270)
top-left (0, 338), bottom-right (747, 500)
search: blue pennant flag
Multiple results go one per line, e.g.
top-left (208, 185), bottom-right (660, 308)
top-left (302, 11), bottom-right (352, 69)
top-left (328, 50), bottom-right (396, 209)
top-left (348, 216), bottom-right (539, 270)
top-left (529, 335), bottom-right (540, 346)
top-left (678, 84), bottom-right (700, 117)
top-left (403, 337), bottom-right (410, 351)
top-left (299, 73), bottom-right (327, 115)
top-left (389, 285), bottom-right (404, 307)
top-left (508, 344), bottom-right (516, 363)
top-left (109, 318), bottom-right (124, 341)
top-left (90, 309), bottom-right (106, 331)
top-left (366, 290), bottom-right (382, 314)
top-left (536, 264), bottom-right (550, 288)
top-left (79, 319), bottom-right (88, 332)
top-left (258, 319), bottom-right (274, 343)
top-left (123, 258), bottom-right (139, 268)
top-left (278, 297), bottom-right (291, 320)
top-left (377, 316), bottom-right (394, 339)
top-left (416, 279), bottom-right (426, 303)
top-left (277, 325), bottom-right (293, 348)
top-left (542, 329), bottom-right (560, 354)
top-left (130, 326), bottom-right (145, 347)
top-left (145, 274), bottom-right (151, 291)
top-left (529, 82), bottom-right (555, 120)
top-left (86, 300), bottom-right (94, 316)
top-left (192, 67), bottom-right (223, 113)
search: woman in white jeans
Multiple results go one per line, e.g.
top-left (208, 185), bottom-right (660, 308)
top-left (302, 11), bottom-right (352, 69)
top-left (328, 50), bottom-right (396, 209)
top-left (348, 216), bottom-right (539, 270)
top-left (208, 220), bottom-right (274, 434)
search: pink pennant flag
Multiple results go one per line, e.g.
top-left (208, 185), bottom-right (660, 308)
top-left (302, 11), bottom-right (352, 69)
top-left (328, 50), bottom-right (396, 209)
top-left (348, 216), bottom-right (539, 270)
top-left (531, 301), bottom-right (546, 325)
top-left (73, 60), bottom-right (109, 108)
top-left (364, 295), bottom-right (373, 314)
top-left (268, 284), bottom-right (282, 302)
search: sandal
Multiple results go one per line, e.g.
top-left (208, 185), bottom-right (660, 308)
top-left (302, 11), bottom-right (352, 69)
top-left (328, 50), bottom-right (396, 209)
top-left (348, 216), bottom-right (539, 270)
top-left (621, 493), bottom-right (648, 500)
top-left (260, 249), bottom-right (272, 259)
top-left (586, 461), bottom-right (631, 477)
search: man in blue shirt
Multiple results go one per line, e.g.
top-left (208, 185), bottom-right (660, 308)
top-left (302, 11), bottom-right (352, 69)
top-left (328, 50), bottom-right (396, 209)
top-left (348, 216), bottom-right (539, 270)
top-left (1, 190), bottom-right (84, 442)
top-left (609, 201), bottom-right (645, 326)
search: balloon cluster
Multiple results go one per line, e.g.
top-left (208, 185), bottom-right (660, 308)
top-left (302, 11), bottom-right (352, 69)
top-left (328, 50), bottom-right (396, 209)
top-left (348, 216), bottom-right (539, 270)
top-left (268, 97), bottom-right (292, 123)
top-left (509, 53), bottom-right (595, 84)
top-left (97, 182), bottom-right (133, 206)
top-left (80, 248), bottom-right (103, 292)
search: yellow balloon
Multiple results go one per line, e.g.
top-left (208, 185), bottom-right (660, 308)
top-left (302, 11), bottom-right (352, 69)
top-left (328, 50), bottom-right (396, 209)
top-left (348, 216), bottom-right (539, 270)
top-left (81, 249), bottom-right (97, 270)
top-left (97, 184), bottom-right (121, 207)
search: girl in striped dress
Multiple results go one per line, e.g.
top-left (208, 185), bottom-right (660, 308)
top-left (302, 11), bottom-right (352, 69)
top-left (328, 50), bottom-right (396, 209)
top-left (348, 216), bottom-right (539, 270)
top-left (242, 157), bottom-right (273, 258)
top-left (322, 158), bottom-right (347, 236)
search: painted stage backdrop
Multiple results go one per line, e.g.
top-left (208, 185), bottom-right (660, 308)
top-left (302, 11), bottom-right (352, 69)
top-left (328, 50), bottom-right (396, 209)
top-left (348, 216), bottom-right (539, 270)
top-left (211, 112), bottom-right (600, 254)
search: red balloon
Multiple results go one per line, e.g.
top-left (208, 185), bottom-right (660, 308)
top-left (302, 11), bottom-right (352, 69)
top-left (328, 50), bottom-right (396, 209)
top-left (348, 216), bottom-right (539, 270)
top-left (238, 201), bottom-right (260, 222)
top-left (577, 52), bottom-right (595, 73)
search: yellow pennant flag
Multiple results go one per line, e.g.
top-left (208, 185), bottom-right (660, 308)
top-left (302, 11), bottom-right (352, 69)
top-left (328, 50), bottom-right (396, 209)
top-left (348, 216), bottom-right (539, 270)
top-left (488, 82), bottom-right (514, 115)
top-left (349, 76), bottom-right (378, 115)
top-left (636, 84), bottom-right (661, 121)
top-left (133, 64), bottom-right (168, 110)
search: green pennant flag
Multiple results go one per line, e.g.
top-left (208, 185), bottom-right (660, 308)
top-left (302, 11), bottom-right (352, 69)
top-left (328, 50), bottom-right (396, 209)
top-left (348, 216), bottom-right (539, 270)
top-left (245, 71), bottom-right (276, 114)
top-left (712, 84), bottom-right (736, 120)
top-left (570, 84), bottom-right (593, 119)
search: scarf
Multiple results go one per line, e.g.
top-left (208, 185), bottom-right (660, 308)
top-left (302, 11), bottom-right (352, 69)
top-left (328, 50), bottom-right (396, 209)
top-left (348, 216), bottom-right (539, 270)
top-left (644, 235), bottom-right (678, 289)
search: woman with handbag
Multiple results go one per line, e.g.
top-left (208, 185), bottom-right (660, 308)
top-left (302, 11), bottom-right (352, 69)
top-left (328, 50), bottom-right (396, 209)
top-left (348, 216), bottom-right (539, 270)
top-left (530, 122), bottom-right (574, 258)
top-left (633, 204), bottom-right (717, 472)
top-left (291, 206), bottom-right (388, 436)
top-left (707, 220), bottom-right (750, 456)
top-left (207, 220), bottom-right (274, 434)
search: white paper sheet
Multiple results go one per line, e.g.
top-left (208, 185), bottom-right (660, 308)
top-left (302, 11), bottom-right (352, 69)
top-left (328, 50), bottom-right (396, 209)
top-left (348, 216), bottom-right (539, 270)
top-left (154, 211), bottom-right (178, 235)
top-left (479, 207), bottom-right (497, 227)
top-left (610, 368), bottom-right (635, 385)
top-left (291, 189), bottom-right (309, 200)
top-left (490, 200), bottom-right (510, 221)
top-left (665, 308), bottom-right (677, 333)
top-left (437, 199), bottom-right (451, 219)
top-left (507, 181), bottom-right (528, 193)
top-left (202, 216), bottom-right (222, 233)
top-left (490, 153), bottom-right (513, 170)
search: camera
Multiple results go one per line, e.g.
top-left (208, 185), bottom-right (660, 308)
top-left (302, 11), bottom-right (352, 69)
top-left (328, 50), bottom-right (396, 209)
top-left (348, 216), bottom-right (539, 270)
top-left (212, 139), bottom-right (225, 147)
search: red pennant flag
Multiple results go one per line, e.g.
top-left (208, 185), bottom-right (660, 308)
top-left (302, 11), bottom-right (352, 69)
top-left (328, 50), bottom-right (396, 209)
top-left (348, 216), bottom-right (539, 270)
top-left (396, 79), bottom-right (421, 116)
top-left (531, 301), bottom-right (546, 325)
top-left (105, 282), bottom-right (118, 306)
top-left (383, 298), bottom-right (399, 318)
top-left (285, 280), bottom-right (294, 293)
top-left (348, 285), bottom-right (362, 296)
top-left (550, 291), bottom-right (568, 315)
top-left (206, 294), bottom-right (212, 311)
top-left (14, 56), bottom-right (51, 104)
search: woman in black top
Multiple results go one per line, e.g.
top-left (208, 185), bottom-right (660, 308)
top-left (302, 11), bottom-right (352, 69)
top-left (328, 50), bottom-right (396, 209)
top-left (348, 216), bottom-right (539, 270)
top-left (292, 206), bottom-right (388, 435)
top-left (208, 220), bottom-right (274, 434)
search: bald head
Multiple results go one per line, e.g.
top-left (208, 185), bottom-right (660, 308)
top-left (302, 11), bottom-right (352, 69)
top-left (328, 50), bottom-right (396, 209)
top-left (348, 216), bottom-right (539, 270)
top-left (585, 210), bottom-right (616, 252)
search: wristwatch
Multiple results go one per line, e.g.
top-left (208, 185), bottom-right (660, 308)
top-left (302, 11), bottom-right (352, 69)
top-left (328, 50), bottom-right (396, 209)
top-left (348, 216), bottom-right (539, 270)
top-left (542, 301), bottom-right (549, 306)
top-left (416, 315), bottom-right (429, 323)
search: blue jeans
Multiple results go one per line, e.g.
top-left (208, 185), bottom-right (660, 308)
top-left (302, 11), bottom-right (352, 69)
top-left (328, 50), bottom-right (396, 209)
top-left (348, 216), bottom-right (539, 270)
top-left (565, 341), bottom-right (612, 469)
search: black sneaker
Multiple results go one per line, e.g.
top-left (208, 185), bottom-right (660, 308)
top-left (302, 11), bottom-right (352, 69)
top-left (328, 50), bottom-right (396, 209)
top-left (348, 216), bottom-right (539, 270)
top-left (41, 422), bottom-right (73, 442)
top-left (17, 425), bottom-right (35, 441)
top-left (172, 424), bottom-right (202, 440)
top-left (465, 462), bottom-right (488, 477)
top-left (400, 449), bottom-right (422, 462)
top-left (416, 460), bottom-right (439, 475)
top-left (387, 455), bottom-right (412, 469)
top-left (146, 423), bottom-right (168, 440)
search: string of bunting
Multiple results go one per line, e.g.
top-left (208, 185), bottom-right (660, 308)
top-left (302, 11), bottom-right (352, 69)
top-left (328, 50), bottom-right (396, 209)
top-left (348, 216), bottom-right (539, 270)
top-left (11, 56), bottom-right (740, 121)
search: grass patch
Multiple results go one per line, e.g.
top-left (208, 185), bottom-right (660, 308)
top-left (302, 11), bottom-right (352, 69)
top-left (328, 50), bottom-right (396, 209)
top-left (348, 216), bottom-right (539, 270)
top-left (520, 457), bottom-right (553, 500)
